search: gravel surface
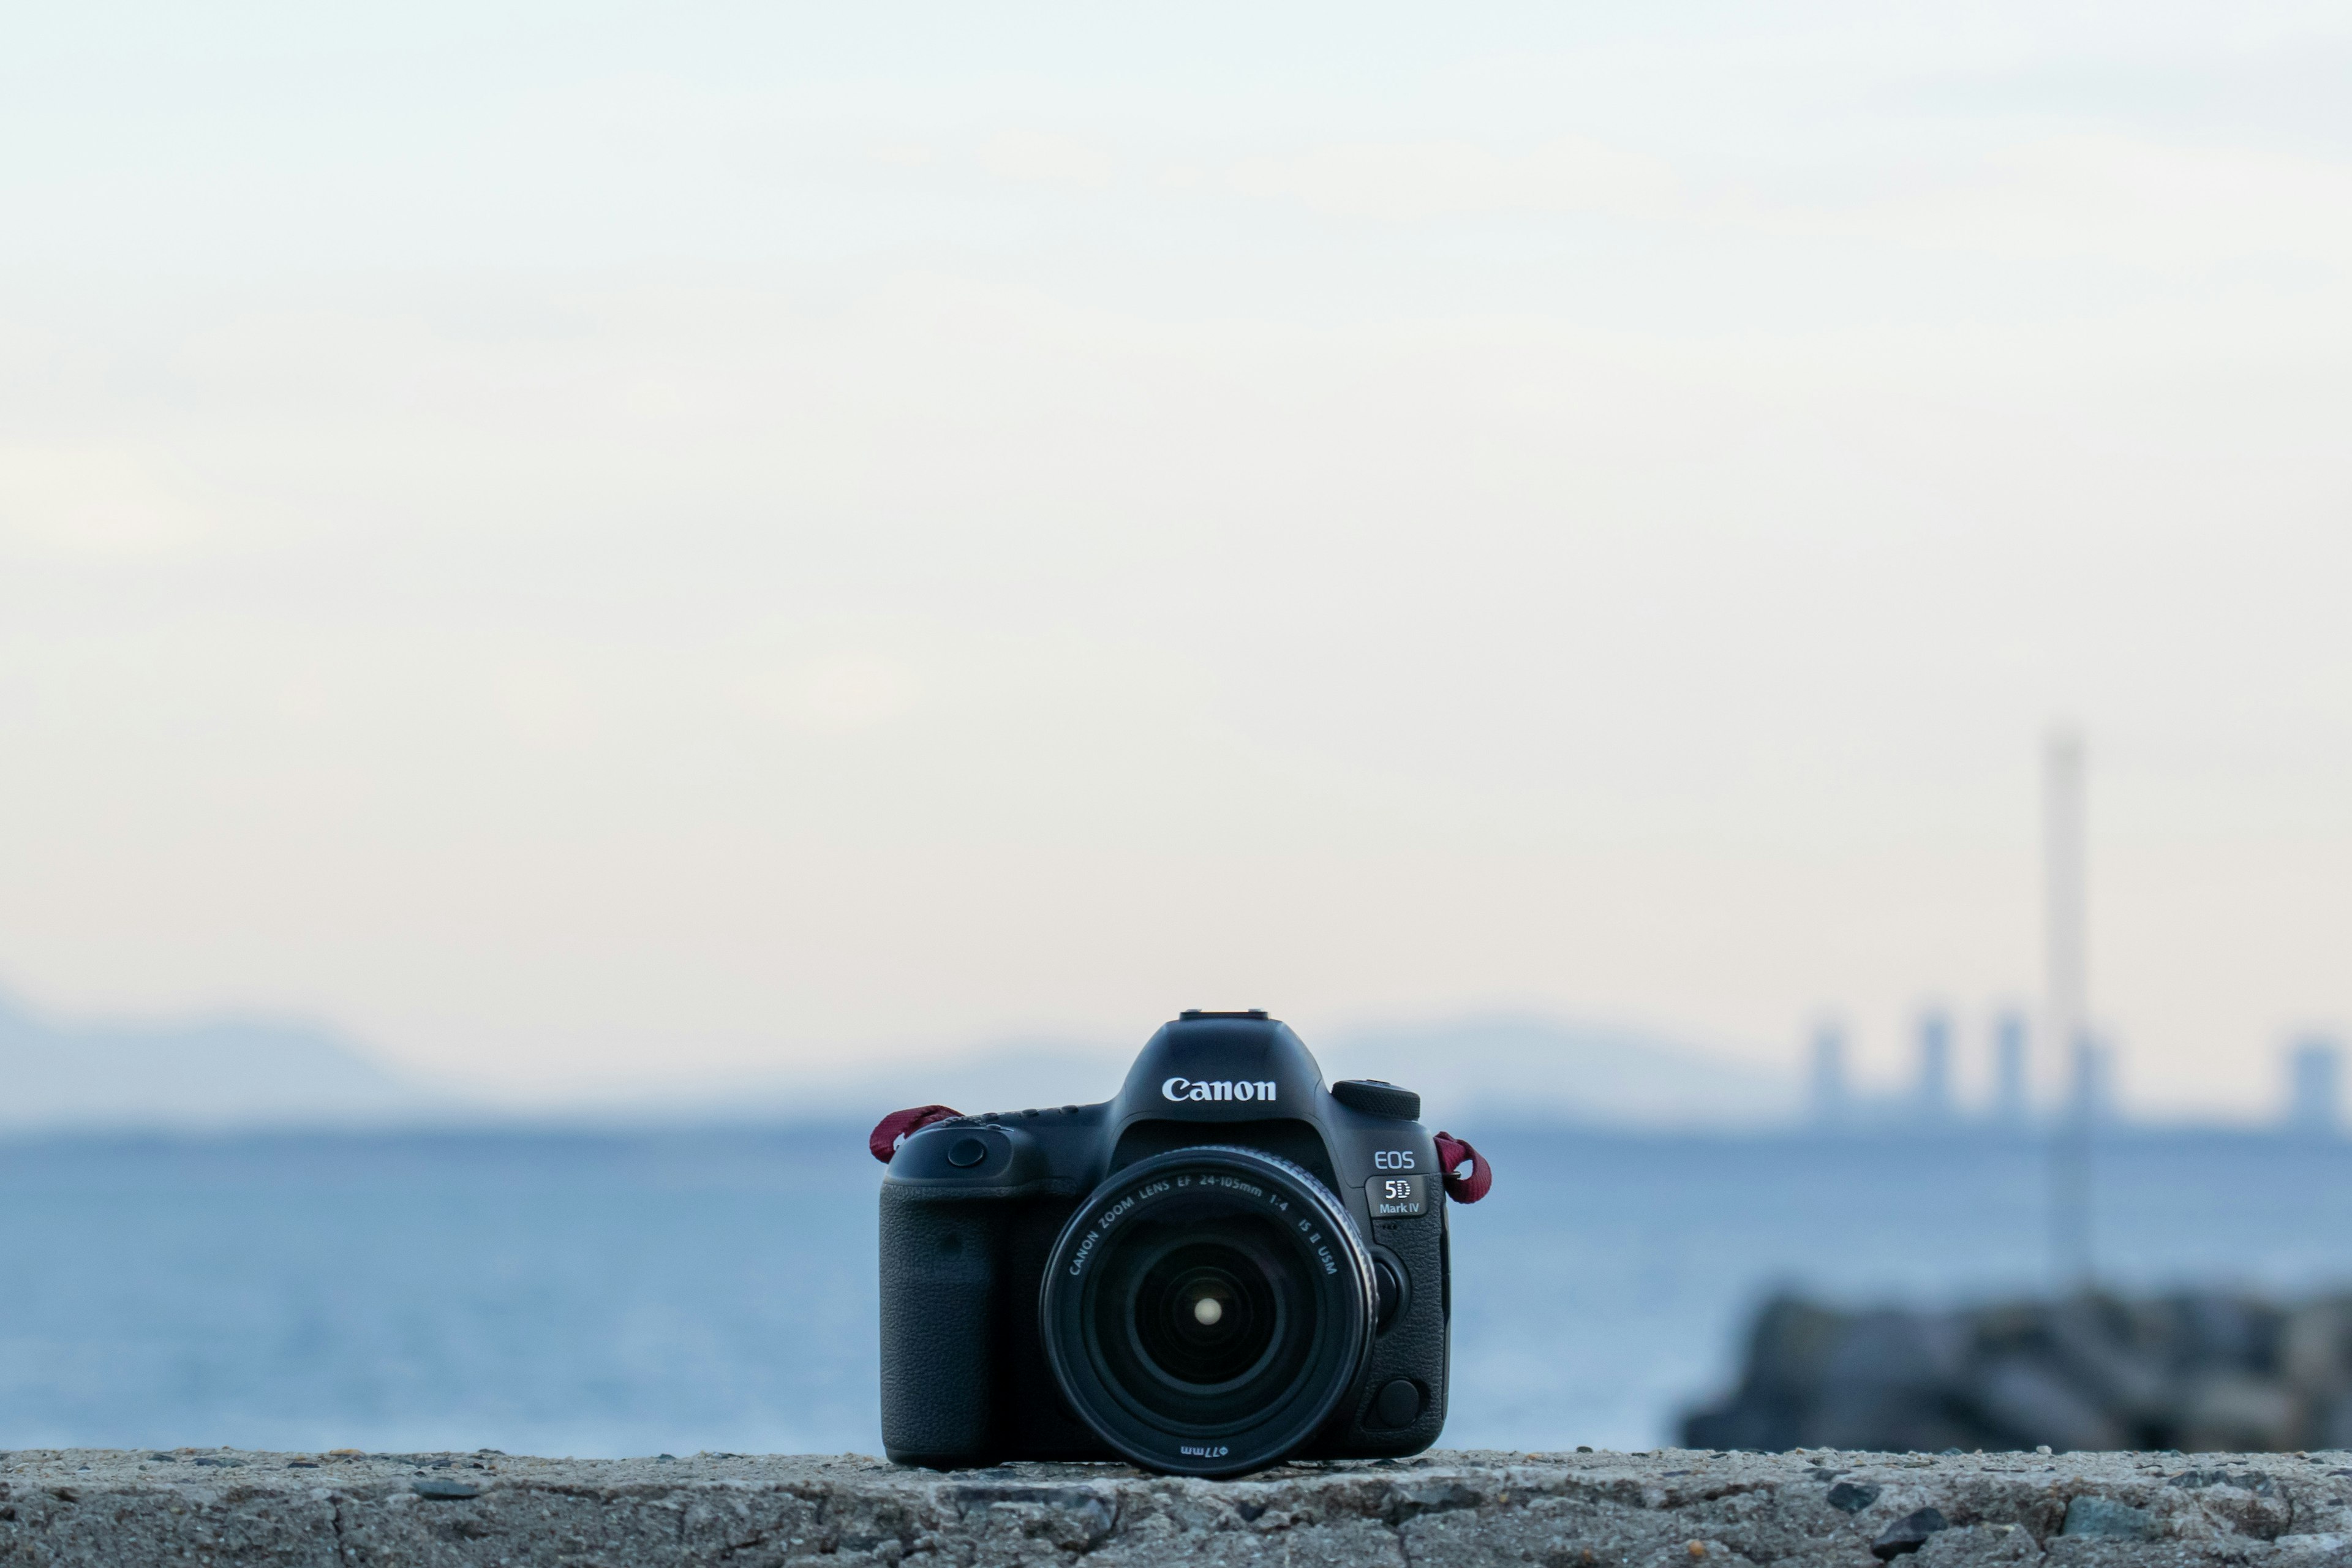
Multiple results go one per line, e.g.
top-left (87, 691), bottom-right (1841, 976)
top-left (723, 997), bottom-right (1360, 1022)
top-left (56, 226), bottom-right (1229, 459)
top-left (2, 1446), bottom-right (2350, 1565)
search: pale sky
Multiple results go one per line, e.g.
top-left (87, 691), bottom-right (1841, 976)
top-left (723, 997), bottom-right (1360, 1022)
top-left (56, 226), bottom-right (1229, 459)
top-left (2, 2), bottom-right (2349, 1115)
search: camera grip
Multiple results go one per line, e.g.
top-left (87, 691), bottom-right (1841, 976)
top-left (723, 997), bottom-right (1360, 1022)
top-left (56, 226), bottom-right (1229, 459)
top-left (878, 1186), bottom-right (1007, 1466)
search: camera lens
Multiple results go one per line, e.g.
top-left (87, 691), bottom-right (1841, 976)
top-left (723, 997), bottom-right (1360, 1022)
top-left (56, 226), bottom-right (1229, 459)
top-left (1039, 1145), bottom-right (1374, 1477)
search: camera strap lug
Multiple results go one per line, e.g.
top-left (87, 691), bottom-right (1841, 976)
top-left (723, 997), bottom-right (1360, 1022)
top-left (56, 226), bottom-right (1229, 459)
top-left (870, 1104), bottom-right (962, 1163)
top-left (1433, 1132), bottom-right (1491, 1202)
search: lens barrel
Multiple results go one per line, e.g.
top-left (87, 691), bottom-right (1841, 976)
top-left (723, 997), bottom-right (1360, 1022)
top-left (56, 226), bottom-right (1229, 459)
top-left (1039, 1145), bottom-right (1374, 1477)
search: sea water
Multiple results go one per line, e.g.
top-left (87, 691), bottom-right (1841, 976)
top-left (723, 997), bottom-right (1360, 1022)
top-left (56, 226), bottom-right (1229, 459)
top-left (0, 1125), bottom-right (2346, 1455)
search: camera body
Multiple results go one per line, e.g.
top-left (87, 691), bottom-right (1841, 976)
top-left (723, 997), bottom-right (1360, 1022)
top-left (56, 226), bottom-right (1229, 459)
top-left (878, 1010), bottom-right (1452, 1477)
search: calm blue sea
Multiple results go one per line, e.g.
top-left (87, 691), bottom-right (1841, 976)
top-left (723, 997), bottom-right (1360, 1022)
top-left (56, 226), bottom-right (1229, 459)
top-left (1, 1125), bottom-right (2347, 1456)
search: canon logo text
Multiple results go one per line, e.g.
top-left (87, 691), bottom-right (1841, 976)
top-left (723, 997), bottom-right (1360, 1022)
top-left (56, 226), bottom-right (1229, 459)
top-left (1161, 1077), bottom-right (1278, 1104)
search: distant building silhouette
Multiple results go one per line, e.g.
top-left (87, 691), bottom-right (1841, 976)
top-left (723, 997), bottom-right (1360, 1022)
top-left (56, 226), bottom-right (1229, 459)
top-left (1991, 1011), bottom-right (2029, 1126)
top-left (2068, 1034), bottom-right (2117, 1126)
top-left (2286, 1038), bottom-right (2342, 1136)
top-left (1915, 1009), bottom-right (1953, 1122)
top-left (1807, 1022), bottom-right (1849, 1127)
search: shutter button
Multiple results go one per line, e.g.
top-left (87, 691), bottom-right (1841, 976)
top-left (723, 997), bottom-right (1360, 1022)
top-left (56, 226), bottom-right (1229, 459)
top-left (947, 1137), bottom-right (989, 1168)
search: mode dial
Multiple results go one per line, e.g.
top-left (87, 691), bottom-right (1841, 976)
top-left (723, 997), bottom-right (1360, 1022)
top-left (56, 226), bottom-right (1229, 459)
top-left (1332, 1079), bottom-right (1421, 1119)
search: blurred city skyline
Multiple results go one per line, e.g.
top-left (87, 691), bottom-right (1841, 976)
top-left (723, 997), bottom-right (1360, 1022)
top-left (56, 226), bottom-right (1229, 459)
top-left (3, 3), bottom-right (2350, 1116)
top-left (0, 976), bottom-right (2338, 1133)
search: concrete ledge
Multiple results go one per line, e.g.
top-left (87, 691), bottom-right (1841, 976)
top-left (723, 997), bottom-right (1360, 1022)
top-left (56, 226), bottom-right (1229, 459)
top-left (3, 1446), bottom-right (2350, 1565)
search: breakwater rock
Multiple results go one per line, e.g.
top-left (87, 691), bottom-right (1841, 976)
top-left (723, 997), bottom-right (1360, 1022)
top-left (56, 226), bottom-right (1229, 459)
top-left (4, 1446), bottom-right (2352, 1564)
top-left (1684, 1293), bottom-right (2352, 1455)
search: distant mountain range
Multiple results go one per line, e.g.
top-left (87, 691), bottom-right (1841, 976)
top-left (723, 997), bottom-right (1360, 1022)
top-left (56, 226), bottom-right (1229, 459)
top-left (608, 1014), bottom-right (1800, 1131)
top-left (0, 990), bottom-right (440, 1131)
top-left (0, 990), bottom-right (1795, 1133)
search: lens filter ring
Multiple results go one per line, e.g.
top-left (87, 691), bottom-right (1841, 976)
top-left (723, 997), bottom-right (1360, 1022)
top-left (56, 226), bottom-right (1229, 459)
top-left (1039, 1145), bottom-right (1375, 1477)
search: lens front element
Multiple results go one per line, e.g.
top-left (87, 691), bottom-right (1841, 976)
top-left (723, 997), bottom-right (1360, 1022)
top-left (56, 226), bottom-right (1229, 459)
top-left (1041, 1146), bottom-right (1374, 1477)
top-left (1114, 1227), bottom-right (1297, 1408)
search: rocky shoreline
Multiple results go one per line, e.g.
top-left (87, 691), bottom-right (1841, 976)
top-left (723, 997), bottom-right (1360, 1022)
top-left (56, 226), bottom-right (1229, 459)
top-left (3, 1445), bottom-right (2350, 1564)
top-left (1686, 1292), bottom-right (2352, 1455)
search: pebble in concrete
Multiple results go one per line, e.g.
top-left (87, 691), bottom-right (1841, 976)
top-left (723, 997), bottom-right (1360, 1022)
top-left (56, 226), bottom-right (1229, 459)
top-left (0, 1446), bottom-right (2348, 1565)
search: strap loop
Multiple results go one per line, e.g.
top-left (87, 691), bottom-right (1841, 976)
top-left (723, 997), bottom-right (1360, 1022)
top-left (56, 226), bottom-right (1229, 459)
top-left (869, 1104), bottom-right (960, 1164)
top-left (1433, 1131), bottom-right (1491, 1203)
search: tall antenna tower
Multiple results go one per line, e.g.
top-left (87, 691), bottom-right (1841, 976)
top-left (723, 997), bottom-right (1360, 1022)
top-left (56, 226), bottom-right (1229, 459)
top-left (2045, 728), bottom-right (2093, 1286)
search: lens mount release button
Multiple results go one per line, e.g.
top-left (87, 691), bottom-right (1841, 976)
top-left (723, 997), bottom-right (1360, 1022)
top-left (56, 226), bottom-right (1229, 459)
top-left (946, 1137), bottom-right (990, 1168)
top-left (1366, 1174), bottom-right (1428, 1216)
top-left (1373, 1378), bottom-right (1425, 1428)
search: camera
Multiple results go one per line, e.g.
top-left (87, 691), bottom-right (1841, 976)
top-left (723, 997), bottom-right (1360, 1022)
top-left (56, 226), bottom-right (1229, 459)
top-left (872, 1009), bottom-right (1485, 1477)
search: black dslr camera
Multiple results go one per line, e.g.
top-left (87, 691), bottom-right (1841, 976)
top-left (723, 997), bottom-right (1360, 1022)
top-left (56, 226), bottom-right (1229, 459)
top-left (873, 1010), bottom-right (1487, 1477)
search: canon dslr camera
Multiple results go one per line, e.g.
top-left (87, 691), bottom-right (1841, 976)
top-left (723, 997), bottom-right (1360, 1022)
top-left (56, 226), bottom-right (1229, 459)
top-left (872, 1009), bottom-right (1487, 1477)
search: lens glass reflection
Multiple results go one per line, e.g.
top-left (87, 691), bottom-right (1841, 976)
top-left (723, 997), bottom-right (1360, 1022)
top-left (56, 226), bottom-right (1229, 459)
top-left (1087, 1205), bottom-right (1314, 1427)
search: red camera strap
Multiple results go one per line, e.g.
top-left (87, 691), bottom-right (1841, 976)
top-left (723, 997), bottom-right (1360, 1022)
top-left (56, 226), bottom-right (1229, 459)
top-left (869, 1104), bottom-right (960, 1164)
top-left (1433, 1131), bottom-right (1491, 1203)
